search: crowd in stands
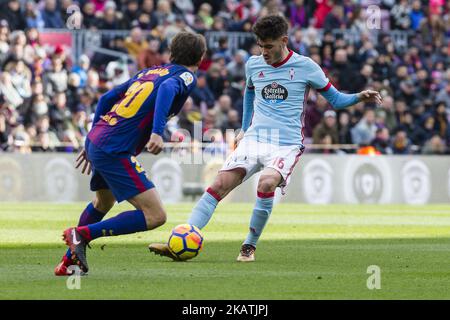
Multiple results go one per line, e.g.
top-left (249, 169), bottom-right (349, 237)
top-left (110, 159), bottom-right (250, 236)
top-left (0, 0), bottom-right (449, 155)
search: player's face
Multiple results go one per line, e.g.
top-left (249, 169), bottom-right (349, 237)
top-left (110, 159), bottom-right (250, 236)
top-left (257, 36), bottom-right (288, 65)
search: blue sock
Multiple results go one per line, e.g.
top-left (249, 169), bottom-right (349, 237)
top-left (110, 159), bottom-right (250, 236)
top-left (244, 192), bottom-right (274, 247)
top-left (187, 188), bottom-right (220, 229)
top-left (65, 203), bottom-right (106, 260)
top-left (79, 210), bottom-right (148, 241)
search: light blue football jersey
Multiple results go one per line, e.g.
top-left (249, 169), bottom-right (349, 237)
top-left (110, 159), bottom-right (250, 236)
top-left (244, 50), bottom-right (331, 147)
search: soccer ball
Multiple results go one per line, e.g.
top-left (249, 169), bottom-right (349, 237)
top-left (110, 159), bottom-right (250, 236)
top-left (168, 224), bottom-right (204, 261)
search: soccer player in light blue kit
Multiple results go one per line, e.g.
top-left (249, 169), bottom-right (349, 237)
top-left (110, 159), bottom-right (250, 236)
top-left (150, 15), bottom-right (382, 262)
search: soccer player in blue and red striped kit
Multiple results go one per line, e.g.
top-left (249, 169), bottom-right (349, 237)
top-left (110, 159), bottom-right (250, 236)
top-left (54, 32), bottom-right (206, 275)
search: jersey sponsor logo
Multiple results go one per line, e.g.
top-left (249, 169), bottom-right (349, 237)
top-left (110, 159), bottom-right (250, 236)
top-left (180, 72), bottom-right (194, 87)
top-left (145, 68), bottom-right (170, 77)
top-left (261, 82), bottom-right (288, 104)
top-left (101, 114), bottom-right (118, 126)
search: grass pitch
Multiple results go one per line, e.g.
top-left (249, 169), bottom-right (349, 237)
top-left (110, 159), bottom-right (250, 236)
top-left (1, 202), bottom-right (450, 299)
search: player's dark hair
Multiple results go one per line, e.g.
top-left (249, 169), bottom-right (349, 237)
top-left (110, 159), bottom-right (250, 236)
top-left (170, 32), bottom-right (207, 66)
top-left (253, 15), bottom-right (289, 41)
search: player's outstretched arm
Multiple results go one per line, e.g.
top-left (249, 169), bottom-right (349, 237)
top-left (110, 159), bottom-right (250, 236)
top-left (319, 85), bottom-right (382, 109)
top-left (307, 57), bottom-right (381, 110)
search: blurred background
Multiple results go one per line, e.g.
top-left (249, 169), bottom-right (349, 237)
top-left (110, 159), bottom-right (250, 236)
top-left (0, 0), bottom-right (448, 204)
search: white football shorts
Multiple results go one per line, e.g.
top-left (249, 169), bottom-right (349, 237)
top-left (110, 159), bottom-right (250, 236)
top-left (220, 137), bottom-right (304, 193)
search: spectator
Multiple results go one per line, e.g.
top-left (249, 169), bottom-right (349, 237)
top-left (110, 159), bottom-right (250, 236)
top-left (348, 5), bottom-right (368, 33)
top-left (0, 109), bottom-right (11, 150)
top-left (225, 75), bottom-right (245, 113)
top-left (12, 124), bottom-right (32, 153)
top-left (332, 48), bottom-right (358, 91)
top-left (304, 94), bottom-right (329, 138)
top-left (414, 115), bottom-right (437, 146)
top-left (71, 55), bottom-right (90, 88)
top-left (287, 0), bottom-right (308, 29)
top-left (7, 59), bottom-right (32, 100)
top-left (41, 0), bottom-right (64, 29)
top-left (206, 63), bottom-right (227, 99)
top-left (422, 134), bottom-right (447, 155)
top-left (313, 0), bottom-right (334, 29)
top-left (337, 110), bottom-right (352, 145)
top-left (214, 94), bottom-right (233, 127)
top-left (42, 57), bottom-right (68, 97)
top-left (313, 110), bottom-right (339, 144)
top-left (373, 54), bottom-right (394, 83)
top-left (0, 0), bottom-right (26, 31)
top-left (434, 101), bottom-right (448, 141)
top-left (191, 72), bottom-right (215, 110)
top-left (203, 108), bottom-right (217, 134)
top-left (122, 0), bottom-right (141, 29)
top-left (49, 92), bottom-right (71, 141)
top-left (81, 2), bottom-right (98, 29)
top-left (378, 95), bottom-right (397, 132)
top-left (324, 5), bottom-right (345, 32)
top-left (155, 0), bottom-right (176, 26)
top-left (371, 127), bottom-right (393, 154)
top-left (390, 129), bottom-right (411, 154)
top-left (24, 0), bottom-right (45, 30)
top-left (125, 27), bottom-right (149, 59)
top-left (226, 50), bottom-right (247, 81)
top-left (198, 3), bottom-right (214, 29)
top-left (105, 59), bottom-right (130, 86)
top-left (91, 0), bottom-right (109, 14)
top-left (137, 44), bottom-right (162, 69)
top-left (213, 37), bottom-right (233, 64)
top-left (289, 29), bottom-right (309, 56)
top-left (221, 109), bottom-right (241, 133)
top-left (436, 84), bottom-right (450, 114)
top-left (97, 2), bottom-right (122, 29)
top-left (391, 0), bottom-right (411, 30)
top-left (178, 97), bottom-right (201, 137)
top-left (419, 12), bottom-right (446, 45)
top-left (409, 0), bottom-right (425, 31)
top-left (66, 73), bottom-right (81, 113)
top-left (351, 109), bottom-right (377, 145)
top-left (0, 72), bottom-right (23, 109)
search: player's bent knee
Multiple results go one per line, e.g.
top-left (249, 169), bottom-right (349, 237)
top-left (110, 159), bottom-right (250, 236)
top-left (142, 207), bottom-right (167, 230)
top-left (93, 194), bottom-right (115, 213)
top-left (211, 171), bottom-right (243, 198)
top-left (210, 179), bottom-right (227, 198)
top-left (257, 175), bottom-right (279, 193)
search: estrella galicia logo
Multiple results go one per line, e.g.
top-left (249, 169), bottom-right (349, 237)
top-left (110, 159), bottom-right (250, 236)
top-left (262, 82), bottom-right (288, 104)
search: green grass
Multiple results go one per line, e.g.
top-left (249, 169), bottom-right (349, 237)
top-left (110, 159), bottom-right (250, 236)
top-left (1, 203), bottom-right (450, 299)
